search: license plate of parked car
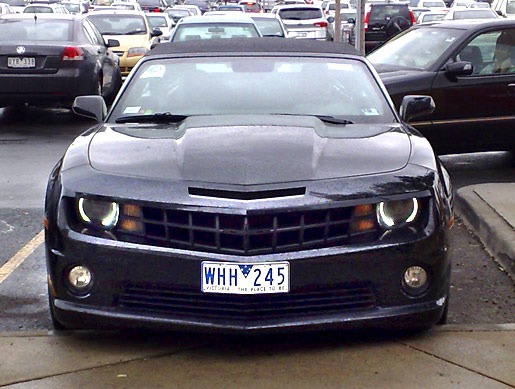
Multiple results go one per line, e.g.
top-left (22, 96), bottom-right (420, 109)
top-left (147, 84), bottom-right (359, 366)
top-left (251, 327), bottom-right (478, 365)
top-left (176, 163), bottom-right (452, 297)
top-left (8, 57), bottom-right (35, 68)
top-left (201, 261), bottom-right (290, 294)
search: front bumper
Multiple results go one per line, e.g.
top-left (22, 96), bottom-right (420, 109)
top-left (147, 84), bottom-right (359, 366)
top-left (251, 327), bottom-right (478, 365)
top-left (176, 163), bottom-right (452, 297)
top-left (47, 224), bottom-right (451, 332)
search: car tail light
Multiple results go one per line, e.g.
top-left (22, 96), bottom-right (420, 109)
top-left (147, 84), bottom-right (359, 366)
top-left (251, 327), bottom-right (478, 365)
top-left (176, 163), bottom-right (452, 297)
top-left (364, 11), bottom-right (370, 31)
top-left (62, 46), bottom-right (84, 61)
top-left (314, 21), bottom-right (327, 27)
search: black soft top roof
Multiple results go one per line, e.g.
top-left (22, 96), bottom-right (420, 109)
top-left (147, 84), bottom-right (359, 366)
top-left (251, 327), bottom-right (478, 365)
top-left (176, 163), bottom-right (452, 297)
top-left (147, 38), bottom-right (362, 57)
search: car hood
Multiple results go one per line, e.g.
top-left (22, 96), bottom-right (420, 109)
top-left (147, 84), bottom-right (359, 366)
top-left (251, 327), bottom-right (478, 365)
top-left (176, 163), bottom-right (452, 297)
top-left (372, 64), bottom-right (428, 81)
top-left (87, 116), bottom-right (412, 185)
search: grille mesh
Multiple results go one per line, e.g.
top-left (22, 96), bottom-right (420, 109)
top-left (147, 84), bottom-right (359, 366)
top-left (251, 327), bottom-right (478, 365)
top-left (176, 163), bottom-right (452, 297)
top-left (117, 283), bottom-right (377, 321)
top-left (115, 205), bottom-right (378, 255)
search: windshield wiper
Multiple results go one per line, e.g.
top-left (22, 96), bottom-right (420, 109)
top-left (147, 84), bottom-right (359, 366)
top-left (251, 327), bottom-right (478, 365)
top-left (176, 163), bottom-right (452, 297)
top-left (271, 113), bottom-right (354, 125)
top-left (314, 115), bottom-right (354, 125)
top-left (115, 112), bottom-right (188, 124)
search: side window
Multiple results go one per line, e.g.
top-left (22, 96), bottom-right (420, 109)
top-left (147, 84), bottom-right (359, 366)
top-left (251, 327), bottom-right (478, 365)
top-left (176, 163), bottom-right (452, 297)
top-left (83, 20), bottom-right (104, 46)
top-left (456, 29), bottom-right (515, 75)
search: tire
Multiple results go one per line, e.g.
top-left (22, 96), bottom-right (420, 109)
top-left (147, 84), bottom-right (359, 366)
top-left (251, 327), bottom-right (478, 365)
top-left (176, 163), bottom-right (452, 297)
top-left (385, 16), bottom-right (411, 38)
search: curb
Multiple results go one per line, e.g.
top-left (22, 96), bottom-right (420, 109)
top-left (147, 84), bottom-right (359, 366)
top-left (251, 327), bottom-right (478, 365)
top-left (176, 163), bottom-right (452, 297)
top-left (455, 184), bottom-right (515, 281)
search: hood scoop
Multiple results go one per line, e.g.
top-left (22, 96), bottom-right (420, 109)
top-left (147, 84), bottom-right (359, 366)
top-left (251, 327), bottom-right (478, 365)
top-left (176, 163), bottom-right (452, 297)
top-left (188, 187), bottom-right (306, 200)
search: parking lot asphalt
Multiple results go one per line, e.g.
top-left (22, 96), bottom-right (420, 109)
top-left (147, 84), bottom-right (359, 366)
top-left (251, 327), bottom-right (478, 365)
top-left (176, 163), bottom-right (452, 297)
top-left (1, 183), bottom-right (513, 388)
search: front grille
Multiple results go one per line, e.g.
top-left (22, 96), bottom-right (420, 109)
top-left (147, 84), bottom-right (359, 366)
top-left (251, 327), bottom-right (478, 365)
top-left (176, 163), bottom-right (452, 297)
top-left (117, 283), bottom-right (377, 322)
top-left (115, 205), bottom-right (378, 255)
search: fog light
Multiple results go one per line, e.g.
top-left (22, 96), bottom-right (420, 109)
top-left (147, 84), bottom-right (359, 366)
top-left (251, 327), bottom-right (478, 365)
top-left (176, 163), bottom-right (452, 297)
top-left (67, 266), bottom-right (92, 293)
top-left (403, 265), bottom-right (428, 292)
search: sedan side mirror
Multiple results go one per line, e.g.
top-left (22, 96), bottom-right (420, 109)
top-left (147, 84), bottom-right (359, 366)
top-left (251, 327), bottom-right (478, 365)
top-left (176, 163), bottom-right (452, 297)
top-left (444, 61), bottom-right (473, 81)
top-left (106, 38), bottom-right (120, 48)
top-left (399, 95), bottom-right (435, 122)
top-left (151, 28), bottom-right (163, 37)
top-left (72, 95), bottom-right (107, 122)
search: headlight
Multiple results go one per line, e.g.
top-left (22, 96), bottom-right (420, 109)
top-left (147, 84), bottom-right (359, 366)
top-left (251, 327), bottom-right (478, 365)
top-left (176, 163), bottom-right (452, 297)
top-left (127, 47), bottom-right (149, 58)
top-left (77, 197), bottom-right (119, 229)
top-left (377, 198), bottom-right (419, 229)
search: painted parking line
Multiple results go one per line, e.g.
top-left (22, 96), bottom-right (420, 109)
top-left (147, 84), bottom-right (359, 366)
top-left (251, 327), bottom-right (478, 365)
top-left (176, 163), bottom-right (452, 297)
top-left (0, 230), bottom-right (44, 285)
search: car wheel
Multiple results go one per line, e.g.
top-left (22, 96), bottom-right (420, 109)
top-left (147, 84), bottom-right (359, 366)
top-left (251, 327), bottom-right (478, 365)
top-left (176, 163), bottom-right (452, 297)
top-left (385, 16), bottom-right (410, 38)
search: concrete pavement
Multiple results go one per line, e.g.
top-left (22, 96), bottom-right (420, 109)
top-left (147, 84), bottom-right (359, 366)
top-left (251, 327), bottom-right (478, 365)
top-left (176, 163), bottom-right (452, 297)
top-left (1, 183), bottom-right (514, 388)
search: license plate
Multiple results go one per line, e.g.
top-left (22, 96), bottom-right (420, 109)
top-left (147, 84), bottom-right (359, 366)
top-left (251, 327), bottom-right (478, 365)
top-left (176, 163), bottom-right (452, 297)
top-left (296, 32), bottom-right (308, 37)
top-left (8, 57), bottom-right (35, 68)
top-left (201, 261), bottom-right (290, 294)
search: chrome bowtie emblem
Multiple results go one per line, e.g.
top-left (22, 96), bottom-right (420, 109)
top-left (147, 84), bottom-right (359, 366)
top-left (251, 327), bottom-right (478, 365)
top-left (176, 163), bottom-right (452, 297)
top-left (16, 46), bottom-right (26, 55)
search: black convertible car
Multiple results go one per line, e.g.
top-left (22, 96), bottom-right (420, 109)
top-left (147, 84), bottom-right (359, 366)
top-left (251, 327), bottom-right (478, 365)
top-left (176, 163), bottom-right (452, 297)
top-left (45, 39), bottom-right (454, 332)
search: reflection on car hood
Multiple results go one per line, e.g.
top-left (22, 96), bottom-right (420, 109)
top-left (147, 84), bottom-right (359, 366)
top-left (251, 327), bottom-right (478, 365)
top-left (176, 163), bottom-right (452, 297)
top-left (372, 64), bottom-right (429, 78)
top-left (88, 116), bottom-right (412, 185)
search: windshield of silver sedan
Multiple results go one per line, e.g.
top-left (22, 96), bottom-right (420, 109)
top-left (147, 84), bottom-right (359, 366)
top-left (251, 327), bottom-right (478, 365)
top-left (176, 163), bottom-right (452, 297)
top-left (109, 56), bottom-right (395, 124)
top-left (368, 27), bottom-right (464, 70)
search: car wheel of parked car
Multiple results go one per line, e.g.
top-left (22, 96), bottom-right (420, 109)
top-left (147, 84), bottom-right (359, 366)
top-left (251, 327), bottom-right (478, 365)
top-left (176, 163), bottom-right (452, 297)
top-left (385, 15), bottom-right (410, 38)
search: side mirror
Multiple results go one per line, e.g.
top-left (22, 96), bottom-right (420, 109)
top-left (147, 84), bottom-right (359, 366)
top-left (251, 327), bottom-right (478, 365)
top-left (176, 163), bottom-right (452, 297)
top-left (399, 95), bottom-right (435, 122)
top-left (327, 16), bottom-right (335, 23)
top-left (347, 17), bottom-right (356, 23)
top-left (106, 38), bottom-right (120, 48)
top-left (151, 28), bottom-right (163, 37)
top-left (72, 95), bottom-right (107, 122)
top-left (444, 61), bottom-right (473, 80)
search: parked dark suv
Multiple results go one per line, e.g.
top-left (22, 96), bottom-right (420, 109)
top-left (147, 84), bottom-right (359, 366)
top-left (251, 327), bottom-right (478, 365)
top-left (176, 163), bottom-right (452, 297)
top-left (364, 2), bottom-right (416, 53)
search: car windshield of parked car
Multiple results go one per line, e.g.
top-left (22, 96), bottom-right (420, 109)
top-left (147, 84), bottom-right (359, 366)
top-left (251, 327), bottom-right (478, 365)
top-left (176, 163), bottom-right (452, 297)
top-left (171, 23), bottom-right (260, 40)
top-left (368, 27), bottom-right (464, 70)
top-left (109, 56), bottom-right (395, 125)
top-left (0, 18), bottom-right (72, 41)
top-left (88, 14), bottom-right (147, 35)
top-left (278, 8), bottom-right (323, 19)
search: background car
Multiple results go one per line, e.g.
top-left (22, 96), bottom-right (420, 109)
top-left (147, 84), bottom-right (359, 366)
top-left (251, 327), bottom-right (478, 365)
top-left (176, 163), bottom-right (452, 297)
top-left (491, 0), bottom-right (515, 18)
top-left (248, 13), bottom-right (288, 37)
top-left (271, 4), bottom-right (333, 40)
top-left (61, 0), bottom-right (90, 14)
top-left (367, 19), bottom-right (515, 155)
top-left (0, 2), bottom-right (15, 13)
top-left (2, 0), bottom-right (26, 13)
top-left (23, 2), bottom-right (70, 13)
top-left (136, 0), bottom-right (168, 12)
top-left (146, 12), bottom-right (174, 40)
top-left (165, 6), bottom-right (194, 22)
top-left (323, 0), bottom-right (352, 18)
top-left (87, 10), bottom-right (163, 77)
top-left (168, 15), bottom-right (262, 41)
top-left (417, 10), bottom-right (448, 22)
top-left (443, 7), bottom-right (500, 18)
top-left (46, 38), bottom-right (453, 332)
top-left (364, 2), bottom-right (416, 53)
top-left (0, 13), bottom-right (122, 108)
top-left (182, 0), bottom-right (211, 13)
top-left (111, 1), bottom-right (143, 10)
top-left (238, 0), bottom-right (263, 12)
top-left (216, 3), bottom-right (245, 11)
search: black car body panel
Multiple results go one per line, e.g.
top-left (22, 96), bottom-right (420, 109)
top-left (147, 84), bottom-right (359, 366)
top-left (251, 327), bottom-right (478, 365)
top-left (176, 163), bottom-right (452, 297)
top-left (0, 14), bottom-right (122, 108)
top-left (45, 39), bottom-right (453, 333)
top-left (369, 20), bottom-right (515, 155)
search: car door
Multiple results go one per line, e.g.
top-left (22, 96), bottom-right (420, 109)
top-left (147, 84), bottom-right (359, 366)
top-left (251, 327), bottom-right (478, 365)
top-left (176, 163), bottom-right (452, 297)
top-left (83, 18), bottom-right (121, 99)
top-left (425, 27), bottom-right (515, 154)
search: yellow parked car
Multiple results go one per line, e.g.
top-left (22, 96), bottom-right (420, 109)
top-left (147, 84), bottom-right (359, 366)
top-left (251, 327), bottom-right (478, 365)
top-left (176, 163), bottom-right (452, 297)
top-left (88, 10), bottom-right (162, 77)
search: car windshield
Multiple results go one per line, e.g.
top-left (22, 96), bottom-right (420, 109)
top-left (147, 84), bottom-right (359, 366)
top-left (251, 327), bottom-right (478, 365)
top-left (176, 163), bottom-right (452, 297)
top-left (88, 14), bottom-right (147, 34)
top-left (109, 57), bottom-right (395, 124)
top-left (0, 19), bottom-right (72, 41)
top-left (147, 16), bottom-right (168, 27)
top-left (368, 27), bottom-right (464, 70)
top-left (3, 0), bottom-right (26, 5)
top-left (172, 23), bottom-right (260, 40)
